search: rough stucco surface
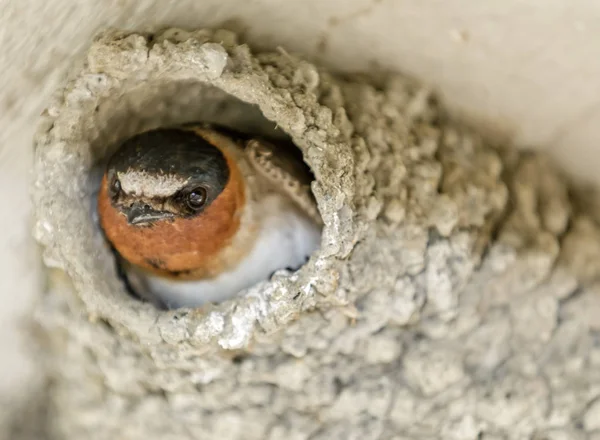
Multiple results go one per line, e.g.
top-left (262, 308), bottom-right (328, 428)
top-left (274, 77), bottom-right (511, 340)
top-left (5, 0), bottom-right (600, 422)
top-left (18, 28), bottom-right (600, 439)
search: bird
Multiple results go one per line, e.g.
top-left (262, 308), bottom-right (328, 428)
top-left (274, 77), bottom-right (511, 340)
top-left (97, 123), bottom-right (322, 309)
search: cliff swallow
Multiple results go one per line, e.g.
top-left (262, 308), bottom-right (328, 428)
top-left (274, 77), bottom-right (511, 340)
top-left (97, 123), bottom-right (322, 309)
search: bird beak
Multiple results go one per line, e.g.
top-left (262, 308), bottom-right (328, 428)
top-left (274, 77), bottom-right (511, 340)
top-left (126, 203), bottom-right (174, 225)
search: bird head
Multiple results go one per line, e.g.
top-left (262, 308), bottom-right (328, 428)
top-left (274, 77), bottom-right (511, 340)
top-left (97, 126), bottom-right (246, 278)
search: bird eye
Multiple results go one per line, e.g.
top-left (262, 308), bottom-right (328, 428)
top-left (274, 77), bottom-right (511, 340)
top-left (110, 178), bottom-right (121, 197)
top-left (186, 187), bottom-right (207, 210)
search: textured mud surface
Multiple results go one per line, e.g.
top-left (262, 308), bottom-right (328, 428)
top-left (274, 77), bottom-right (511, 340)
top-left (28, 28), bottom-right (600, 439)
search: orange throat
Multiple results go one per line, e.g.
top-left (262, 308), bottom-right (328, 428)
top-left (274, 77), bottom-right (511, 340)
top-left (98, 153), bottom-right (247, 280)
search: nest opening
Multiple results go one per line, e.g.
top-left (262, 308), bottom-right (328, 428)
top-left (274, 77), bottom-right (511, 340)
top-left (88, 81), bottom-right (323, 309)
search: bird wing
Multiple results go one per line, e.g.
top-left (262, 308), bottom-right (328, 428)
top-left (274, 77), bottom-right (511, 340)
top-left (244, 138), bottom-right (322, 226)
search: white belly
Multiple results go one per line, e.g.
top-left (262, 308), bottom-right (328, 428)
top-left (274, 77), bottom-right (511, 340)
top-left (140, 196), bottom-right (321, 309)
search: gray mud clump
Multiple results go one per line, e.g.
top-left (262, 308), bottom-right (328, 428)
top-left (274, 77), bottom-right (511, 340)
top-left (30, 28), bottom-right (600, 439)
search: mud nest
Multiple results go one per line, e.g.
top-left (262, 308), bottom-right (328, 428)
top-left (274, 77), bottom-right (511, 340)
top-left (30, 28), bottom-right (600, 439)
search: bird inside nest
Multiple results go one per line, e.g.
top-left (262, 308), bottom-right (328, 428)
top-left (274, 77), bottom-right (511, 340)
top-left (96, 122), bottom-right (322, 309)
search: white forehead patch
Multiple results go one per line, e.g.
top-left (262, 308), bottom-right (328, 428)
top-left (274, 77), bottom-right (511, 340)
top-left (118, 170), bottom-right (189, 198)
